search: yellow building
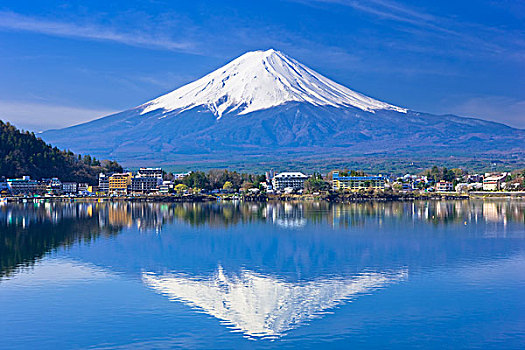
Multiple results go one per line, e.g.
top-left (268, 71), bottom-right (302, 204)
top-left (332, 172), bottom-right (385, 191)
top-left (108, 172), bottom-right (132, 194)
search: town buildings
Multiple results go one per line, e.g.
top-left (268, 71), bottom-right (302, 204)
top-left (272, 172), bottom-right (308, 192)
top-left (483, 173), bottom-right (507, 191)
top-left (130, 168), bottom-right (163, 193)
top-left (0, 177), bottom-right (9, 194)
top-left (332, 172), bottom-right (386, 191)
top-left (7, 176), bottom-right (39, 195)
top-left (98, 173), bottom-right (109, 192)
top-left (61, 182), bottom-right (78, 194)
top-left (131, 176), bottom-right (162, 193)
top-left (43, 178), bottom-right (62, 195)
top-left (108, 172), bottom-right (133, 194)
top-left (78, 183), bottom-right (89, 193)
top-left (173, 172), bottom-right (192, 181)
top-left (436, 181), bottom-right (453, 192)
top-left (158, 181), bottom-right (173, 194)
top-left (137, 168), bottom-right (163, 178)
top-left (0, 166), bottom-right (520, 197)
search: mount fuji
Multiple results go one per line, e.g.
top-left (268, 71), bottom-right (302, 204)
top-left (41, 49), bottom-right (524, 167)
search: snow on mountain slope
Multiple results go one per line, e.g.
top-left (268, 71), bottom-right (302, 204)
top-left (140, 49), bottom-right (407, 118)
top-left (143, 267), bottom-right (407, 338)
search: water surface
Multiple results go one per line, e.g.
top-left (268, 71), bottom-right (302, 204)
top-left (0, 200), bottom-right (524, 349)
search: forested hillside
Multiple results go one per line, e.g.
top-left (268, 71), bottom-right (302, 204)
top-left (0, 121), bottom-right (122, 184)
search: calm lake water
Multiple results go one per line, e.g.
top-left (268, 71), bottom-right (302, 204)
top-left (0, 200), bottom-right (524, 349)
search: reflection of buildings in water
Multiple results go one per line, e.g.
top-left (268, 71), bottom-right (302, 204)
top-left (0, 202), bottom-right (97, 228)
top-left (265, 202), bottom-right (307, 228)
top-left (1, 200), bottom-right (522, 232)
top-left (482, 202), bottom-right (507, 224)
top-left (331, 202), bottom-right (389, 228)
top-left (330, 200), bottom-right (516, 227)
top-left (143, 267), bottom-right (407, 338)
top-left (97, 203), bottom-right (175, 231)
top-left (106, 204), bottom-right (133, 228)
top-left (434, 201), bottom-right (450, 220)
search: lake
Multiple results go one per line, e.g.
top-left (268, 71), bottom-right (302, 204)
top-left (0, 200), bottom-right (524, 349)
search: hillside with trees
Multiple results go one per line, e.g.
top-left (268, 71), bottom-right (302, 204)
top-left (0, 121), bottom-right (122, 184)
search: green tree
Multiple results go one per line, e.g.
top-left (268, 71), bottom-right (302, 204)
top-left (0, 120), bottom-right (122, 184)
top-left (304, 177), bottom-right (330, 193)
top-left (182, 171), bottom-right (210, 189)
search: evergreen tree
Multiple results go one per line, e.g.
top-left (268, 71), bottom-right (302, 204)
top-left (0, 121), bottom-right (122, 184)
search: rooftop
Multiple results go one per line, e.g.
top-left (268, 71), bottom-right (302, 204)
top-left (274, 172), bottom-right (308, 178)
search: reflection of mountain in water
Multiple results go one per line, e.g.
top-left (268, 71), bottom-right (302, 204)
top-left (143, 267), bottom-right (407, 338)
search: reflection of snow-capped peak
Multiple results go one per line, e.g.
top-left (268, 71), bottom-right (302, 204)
top-left (143, 266), bottom-right (407, 338)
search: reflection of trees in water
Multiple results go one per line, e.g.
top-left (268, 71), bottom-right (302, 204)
top-left (172, 202), bottom-right (249, 227)
top-left (0, 203), bottom-right (122, 278)
top-left (1, 200), bottom-right (522, 278)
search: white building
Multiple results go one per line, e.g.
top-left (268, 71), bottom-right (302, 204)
top-left (42, 177), bottom-right (62, 194)
top-left (7, 176), bottom-right (39, 195)
top-left (158, 180), bottom-right (173, 194)
top-left (483, 173), bottom-right (507, 191)
top-left (78, 183), bottom-right (89, 193)
top-left (173, 172), bottom-right (192, 180)
top-left (62, 182), bottom-right (78, 194)
top-left (137, 168), bottom-right (163, 178)
top-left (131, 176), bottom-right (162, 193)
top-left (436, 181), bottom-right (453, 192)
top-left (98, 173), bottom-right (109, 192)
top-left (272, 172), bottom-right (308, 192)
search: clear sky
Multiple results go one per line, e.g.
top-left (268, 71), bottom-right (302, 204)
top-left (1, 0), bottom-right (524, 131)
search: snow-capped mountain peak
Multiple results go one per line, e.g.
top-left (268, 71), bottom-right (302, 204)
top-left (140, 49), bottom-right (406, 118)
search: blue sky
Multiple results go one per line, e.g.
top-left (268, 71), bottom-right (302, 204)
top-left (0, 0), bottom-right (524, 131)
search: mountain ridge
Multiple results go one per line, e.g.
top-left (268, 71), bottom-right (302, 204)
top-left (40, 49), bottom-right (525, 168)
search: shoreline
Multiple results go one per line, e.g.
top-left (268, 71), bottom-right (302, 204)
top-left (2, 191), bottom-right (524, 204)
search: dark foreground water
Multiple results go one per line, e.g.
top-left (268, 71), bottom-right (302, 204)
top-left (0, 200), bottom-right (524, 349)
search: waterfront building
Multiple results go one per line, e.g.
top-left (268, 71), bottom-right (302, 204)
top-left (62, 182), bottom-right (78, 194)
top-left (78, 183), bottom-right (89, 193)
top-left (0, 177), bottom-right (9, 194)
top-left (332, 172), bottom-right (386, 191)
top-left (108, 173), bottom-right (133, 194)
top-left (466, 174), bottom-right (483, 183)
top-left (131, 176), bottom-right (162, 193)
top-left (158, 181), bottom-right (173, 194)
top-left (483, 173), bottom-right (506, 191)
top-left (272, 172), bottom-right (308, 192)
top-left (41, 177), bottom-right (62, 195)
top-left (402, 183), bottom-right (414, 191)
top-left (436, 181), bottom-right (453, 192)
top-left (137, 168), bottom-right (163, 178)
top-left (7, 176), bottom-right (39, 195)
top-left (99, 173), bottom-right (110, 192)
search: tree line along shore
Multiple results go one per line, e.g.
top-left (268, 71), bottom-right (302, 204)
top-left (2, 120), bottom-right (524, 201)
